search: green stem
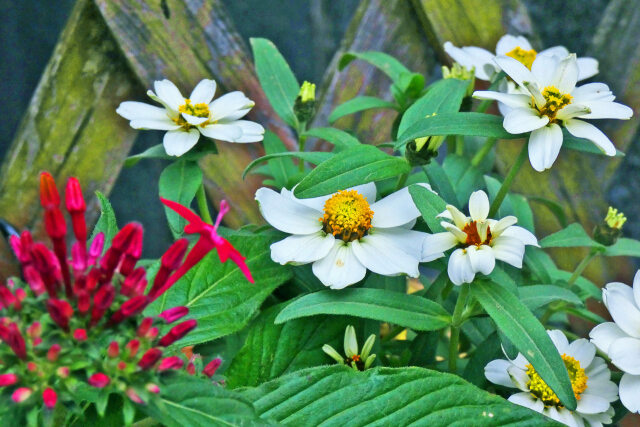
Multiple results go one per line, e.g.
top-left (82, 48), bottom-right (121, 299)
top-left (455, 135), bottom-right (464, 156)
top-left (395, 172), bottom-right (409, 191)
top-left (488, 143), bottom-right (528, 218)
top-left (475, 99), bottom-right (493, 114)
top-left (448, 283), bottom-right (470, 373)
top-left (196, 183), bottom-right (213, 224)
top-left (471, 137), bottom-right (496, 167)
top-left (298, 121), bottom-right (308, 172)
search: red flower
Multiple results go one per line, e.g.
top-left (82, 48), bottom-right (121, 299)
top-left (0, 373), bottom-right (18, 387)
top-left (107, 341), bottom-right (119, 358)
top-left (47, 344), bottom-right (61, 362)
top-left (42, 388), bottom-right (57, 409)
top-left (88, 373), bottom-right (110, 388)
top-left (73, 329), bottom-right (88, 341)
top-left (158, 306), bottom-right (189, 324)
top-left (11, 387), bottom-right (32, 403)
top-left (158, 319), bottom-right (197, 347)
top-left (203, 357), bottom-right (222, 377)
top-left (138, 348), bottom-right (163, 370)
top-left (157, 356), bottom-right (184, 371)
top-left (47, 299), bottom-right (73, 331)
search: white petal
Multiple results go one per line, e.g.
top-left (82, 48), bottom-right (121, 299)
top-left (496, 35), bottom-right (532, 55)
top-left (503, 107), bottom-right (549, 134)
top-left (468, 190), bottom-right (490, 221)
top-left (218, 108), bottom-right (251, 122)
top-left (472, 91), bottom-right (531, 108)
top-left (443, 42), bottom-right (496, 80)
top-left (491, 236), bottom-right (525, 268)
top-left (491, 216), bottom-right (518, 237)
top-left (351, 230), bottom-right (422, 277)
top-left (154, 79), bottom-right (184, 111)
top-left (116, 101), bottom-right (170, 121)
top-left (589, 322), bottom-right (628, 354)
top-left (129, 119), bottom-right (182, 131)
top-left (371, 186), bottom-right (421, 228)
top-left (571, 83), bottom-right (614, 103)
top-left (499, 225), bottom-right (539, 247)
top-left (538, 46), bottom-right (569, 59)
top-left (312, 242), bottom-right (366, 289)
top-left (603, 282), bottom-right (640, 338)
top-left (620, 373), bottom-right (640, 413)
top-left (423, 232), bottom-right (457, 261)
top-left (634, 270), bottom-right (640, 309)
top-left (531, 54), bottom-right (559, 87)
top-left (466, 245), bottom-right (495, 275)
top-left (448, 248), bottom-right (475, 285)
top-left (442, 222), bottom-right (468, 242)
top-left (568, 338), bottom-right (596, 369)
top-left (609, 337), bottom-right (640, 374)
top-left (199, 123), bottom-right (243, 142)
top-left (508, 392), bottom-right (542, 412)
top-left (270, 232), bottom-right (335, 265)
top-left (552, 54), bottom-right (579, 94)
top-left (547, 329), bottom-right (569, 354)
top-left (209, 91), bottom-right (254, 121)
top-left (555, 103), bottom-right (592, 121)
top-left (255, 187), bottom-right (322, 234)
top-left (527, 123), bottom-right (563, 172)
top-left (182, 113), bottom-right (209, 125)
top-left (485, 359), bottom-right (515, 388)
top-left (564, 119), bottom-right (616, 156)
top-left (163, 128), bottom-right (200, 156)
top-left (445, 205), bottom-right (469, 229)
top-left (189, 79), bottom-right (217, 104)
top-left (494, 55), bottom-right (536, 87)
top-left (576, 101), bottom-right (633, 120)
top-left (233, 120), bottom-right (265, 143)
top-left (576, 394), bottom-right (611, 415)
top-left (576, 57), bottom-right (599, 81)
top-left (507, 365), bottom-right (531, 391)
top-left (367, 227), bottom-right (427, 262)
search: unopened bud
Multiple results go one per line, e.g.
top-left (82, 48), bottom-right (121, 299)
top-left (126, 339), bottom-right (140, 358)
top-left (594, 207), bottom-right (627, 246)
top-left (203, 358), bottom-right (222, 377)
top-left (39, 172), bottom-right (60, 209)
top-left (88, 372), bottom-right (110, 388)
top-left (158, 319), bottom-right (197, 347)
top-left (146, 383), bottom-right (160, 394)
top-left (108, 341), bottom-right (120, 358)
top-left (158, 306), bottom-right (189, 324)
top-left (48, 344), bottom-right (61, 362)
top-left (294, 81), bottom-right (316, 123)
top-left (137, 318), bottom-right (153, 337)
top-left (42, 388), bottom-right (57, 409)
top-left (0, 373), bottom-right (18, 387)
top-left (73, 329), bottom-right (88, 341)
top-left (12, 387), bottom-right (32, 403)
top-left (56, 367), bottom-right (70, 378)
top-left (138, 348), bottom-right (163, 370)
top-left (157, 356), bottom-right (184, 371)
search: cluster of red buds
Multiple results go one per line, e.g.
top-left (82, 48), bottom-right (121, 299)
top-left (0, 172), bottom-right (252, 420)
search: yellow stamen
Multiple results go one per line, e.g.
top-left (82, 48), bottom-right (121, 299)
top-left (605, 207), bottom-right (626, 230)
top-left (536, 86), bottom-right (573, 122)
top-left (320, 190), bottom-right (374, 242)
top-left (505, 46), bottom-right (537, 70)
top-left (526, 354), bottom-right (588, 408)
top-left (178, 99), bottom-right (210, 118)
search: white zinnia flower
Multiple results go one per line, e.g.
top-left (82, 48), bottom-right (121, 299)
top-left (590, 270), bottom-right (640, 414)
top-left (255, 183), bottom-right (436, 289)
top-left (474, 54), bottom-right (633, 172)
top-left (486, 330), bottom-right (618, 427)
top-left (422, 190), bottom-right (538, 285)
top-left (444, 34), bottom-right (598, 82)
top-left (116, 79), bottom-right (264, 157)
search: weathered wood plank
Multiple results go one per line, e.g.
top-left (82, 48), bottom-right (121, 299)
top-left (93, 0), bottom-right (297, 227)
top-left (0, 0), bottom-right (140, 279)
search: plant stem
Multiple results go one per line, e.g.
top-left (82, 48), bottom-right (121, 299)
top-left (448, 283), bottom-right (470, 373)
top-left (297, 121), bottom-right (308, 172)
top-left (475, 99), bottom-right (492, 114)
top-left (488, 142), bottom-right (528, 218)
top-left (395, 172), bottom-right (409, 191)
top-left (455, 135), bottom-right (464, 156)
top-left (471, 137), bottom-right (496, 167)
top-left (196, 183), bottom-right (213, 224)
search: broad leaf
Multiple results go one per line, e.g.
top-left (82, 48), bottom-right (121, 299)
top-left (91, 192), bottom-right (118, 250)
top-left (243, 152), bottom-right (333, 180)
top-left (423, 161), bottom-right (458, 206)
top-left (471, 280), bottom-right (577, 410)
top-left (294, 145), bottom-right (409, 198)
top-left (159, 160), bottom-right (202, 238)
top-left (239, 365), bottom-right (557, 426)
top-left (409, 184), bottom-right (447, 233)
top-left (540, 223), bottom-right (603, 250)
top-left (251, 38), bottom-right (300, 128)
top-left (604, 238), bottom-right (640, 257)
top-left (275, 288), bottom-right (451, 331)
top-left (518, 285), bottom-right (583, 310)
top-left (303, 127), bottom-right (361, 148)
top-left (339, 51), bottom-right (410, 84)
top-left (328, 96), bottom-right (397, 124)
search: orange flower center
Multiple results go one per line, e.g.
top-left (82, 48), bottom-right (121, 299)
top-left (463, 221), bottom-right (492, 246)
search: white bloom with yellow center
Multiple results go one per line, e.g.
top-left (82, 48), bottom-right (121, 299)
top-left (486, 330), bottom-right (617, 427)
top-left (474, 54), bottom-right (633, 172)
top-left (422, 190), bottom-right (538, 285)
top-left (444, 34), bottom-right (598, 82)
top-left (590, 271), bottom-right (640, 414)
top-left (116, 79), bottom-right (264, 157)
top-left (255, 183), bottom-right (437, 289)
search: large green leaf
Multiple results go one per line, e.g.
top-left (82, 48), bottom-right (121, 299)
top-left (539, 223), bottom-right (602, 249)
top-left (604, 238), bottom-right (640, 257)
top-left (159, 160), bottom-right (202, 239)
top-left (293, 145), bottom-right (409, 198)
top-left (226, 303), bottom-right (354, 388)
top-left (471, 281), bottom-right (577, 410)
top-left (275, 288), bottom-right (451, 331)
top-left (143, 374), bottom-right (263, 426)
top-left (303, 127), bottom-right (361, 148)
top-left (409, 184), bottom-right (447, 233)
top-left (262, 131), bottom-right (298, 188)
top-left (146, 230), bottom-right (292, 346)
top-left (328, 96), bottom-right (397, 124)
top-left (238, 365), bottom-right (557, 426)
top-left (423, 161), bottom-right (459, 206)
top-left (243, 152), bottom-right (333, 180)
top-left (251, 38), bottom-right (300, 128)
top-left (518, 285), bottom-right (583, 310)
top-left (91, 192), bottom-right (118, 250)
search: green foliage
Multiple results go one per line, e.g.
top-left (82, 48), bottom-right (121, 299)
top-left (159, 159), bottom-right (202, 238)
top-left (302, 127), bottom-right (361, 148)
top-left (91, 191), bottom-right (118, 249)
top-left (328, 96), bottom-right (398, 124)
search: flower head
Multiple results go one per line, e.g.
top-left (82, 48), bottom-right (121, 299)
top-left (423, 190), bottom-right (538, 285)
top-left (590, 270), bottom-right (640, 413)
top-left (255, 183), bottom-right (435, 289)
top-left (116, 79), bottom-right (265, 156)
top-left (322, 325), bottom-right (376, 371)
top-left (486, 330), bottom-right (617, 426)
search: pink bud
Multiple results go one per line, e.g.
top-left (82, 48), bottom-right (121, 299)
top-left (15, 288), bottom-right (26, 302)
top-left (0, 373), bottom-right (18, 387)
top-left (118, 361), bottom-right (127, 370)
top-left (203, 358), bottom-right (222, 377)
top-left (187, 362), bottom-right (196, 375)
top-left (88, 233), bottom-right (105, 266)
top-left (26, 322), bottom-right (42, 339)
top-left (27, 362), bottom-right (37, 372)
top-left (47, 344), bottom-right (61, 362)
top-left (107, 341), bottom-right (119, 358)
top-left (42, 388), bottom-right (57, 409)
top-left (146, 383), bottom-right (160, 394)
top-left (157, 356), bottom-right (184, 371)
top-left (158, 306), bottom-right (189, 324)
top-left (71, 241), bottom-right (87, 274)
top-left (138, 348), bottom-right (163, 370)
top-left (126, 388), bottom-right (144, 404)
top-left (121, 267), bottom-right (146, 296)
top-left (158, 319), bottom-right (197, 347)
top-left (125, 339), bottom-right (140, 358)
top-left (146, 327), bottom-right (159, 339)
top-left (88, 373), bottom-right (110, 388)
top-left (137, 317), bottom-right (153, 337)
top-left (73, 329), bottom-right (88, 341)
top-left (56, 367), bottom-right (69, 378)
top-left (23, 266), bottom-right (45, 296)
top-left (12, 387), bottom-right (32, 403)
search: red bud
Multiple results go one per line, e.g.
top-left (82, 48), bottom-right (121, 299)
top-left (91, 284), bottom-right (115, 326)
top-left (158, 306), bottom-right (189, 324)
top-left (146, 383), bottom-right (160, 394)
top-left (157, 356), bottom-right (184, 371)
top-left (138, 348), bottom-right (163, 370)
top-left (118, 361), bottom-right (127, 370)
top-left (57, 367), bottom-right (69, 378)
top-left (15, 288), bottom-right (26, 302)
top-left (0, 373), bottom-right (18, 387)
top-left (77, 290), bottom-right (90, 314)
top-left (149, 239), bottom-right (189, 298)
top-left (137, 317), bottom-right (153, 337)
top-left (47, 299), bottom-right (73, 330)
top-left (12, 387), bottom-right (32, 403)
top-left (65, 177), bottom-right (86, 213)
top-left (125, 339), bottom-right (140, 358)
top-left (88, 233), bottom-right (105, 266)
top-left (126, 388), bottom-right (144, 404)
top-left (23, 266), bottom-right (45, 296)
top-left (73, 329), bottom-right (88, 341)
top-left (203, 358), bottom-right (222, 377)
top-left (44, 209), bottom-right (67, 240)
top-left (121, 267), bottom-right (146, 296)
top-left (26, 322), bottom-right (41, 339)
top-left (88, 372), bottom-right (110, 388)
top-left (111, 223), bottom-right (143, 253)
top-left (27, 362), bottom-right (37, 372)
top-left (0, 285), bottom-right (18, 310)
top-left (47, 344), bottom-right (61, 362)
top-left (6, 323), bottom-right (27, 359)
top-left (187, 362), bottom-right (195, 375)
top-left (107, 341), bottom-right (119, 358)
top-left (39, 172), bottom-right (60, 209)
top-left (146, 327), bottom-right (159, 339)
top-left (158, 319), bottom-right (197, 347)
top-left (43, 388), bottom-right (57, 409)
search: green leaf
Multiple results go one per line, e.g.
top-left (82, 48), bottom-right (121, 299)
top-left (488, 266), bottom-right (517, 294)
top-left (409, 183), bottom-right (447, 232)
top-left (251, 38), bottom-right (300, 128)
top-left (423, 161), bottom-right (459, 206)
top-left (328, 96), bottom-right (397, 124)
top-left (529, 196), bottom-right (568, 229)
top-left (146, 230), bottom-right (292, 346)
top-left (275, 288), bottom-right (451, 332)
top-left (239, 365), bottom-right (557, 426)
top-left (339, 51), bottom-right (411, 84)
top-left (243, 152), bottom-right (333, 180)
top-left (262, 131), bottom-right (298, 188)
top-left (540, 223), bottom-right (603, 249)
top-left (226, 303), bottom-right (354, 388)
top-left (159, 160), bottom-right (203, 239)
top-left (524, 247), bottom-right (556, 283)
top-left (91, 192), bottom-right (118, 250)
top-left (604, 238), bottom-right (640, 257)
top-left (518, 285), bottom-right (583, 310)
top-left (293, 145), bottom-right (410, 198)
top-left (471, 280), bottom-right (577, 410)
top-left (563, 130), bottom-right (625, 157)
top-left (143, 374), bottom-right (262, 426)
top-left (303, 127), bottom-right (361, 149)
top-left (124, 143), bottom-right (218, 167)
top-left (463, 333), bottom-right (503, 388)
top-left (395, 112), bottom-right (520, 150)
top-left (564, 307), bottom-right (607, 324)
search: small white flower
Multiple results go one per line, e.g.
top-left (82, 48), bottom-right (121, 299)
top-left (255, 183), bottom-right (436, 289)
top-left (423, 190), bottom-right (538, 285)
top-left (473, 54), bottom-right (633, 172)
top-left (590, 270), bottom-right (640, 414)
top-left (444, 34), bottom-right (598, 82)
top-left (116, 79), bottom-right (264, 157)
top-left (486, 330), bottom-right (618, 427)
top-left (322, 325), bottom-right (376, 371)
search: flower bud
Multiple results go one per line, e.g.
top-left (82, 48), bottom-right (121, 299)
top-left (203, 358), bottom-right (222, 377)
top-left (157, 356), bottom-right (184, 371)
top-left (294, 81), bottom-right (316, 123)
top-left (138, 348), bottom-right (163, 370)
top-left (118, 361), bottom-right (127, 370)
top-left (594, 206), bottom-right (627, 246)
top-left (0, 373), bottom-right (18, 387)
top-left (40, 172), bottom-right (60, 209)
top-left (187, 362), bottom-right (196, 375)
top-left (14, 288), bottom-right (26, 302)
top-left (73, 329), bottom-right (88, 341)
top-left (88, 372), bottom-right (110, 388)
top-left (126, 339), bottom-right (140, 358)
top-left (56, 367), bottom-right (69, 378)
top-left (23, 266), bottom-right (46, 296)
top-left (0, 285), bottom-right (18, 310)
top-left (77, 290), bottom-right (90, 314)
top-left (48, 344), bottom-right (61, 362)
top-left (12, 387), bottom-right (32, 403)
top-left (158, 306), bottom-right (189, 324)
top-left (108, 341), bottom-right (120, 358)
top-left (47, 299), bottom-right (73, 330)
top-left (146, 327), bottom-right (159, 340)
top-left (158, 319), bottom-right (197, 346)
top-left (65, 177), bottom-right (86, 212)
top-left (42, 388), bottom-right (57, 409)
top-left (126, 388), bottom-right (144, 404)
top-left (121, 267), bottom-right (147, 297)
top-left (6, 323), bottom-right (27, 359)
top-left (26, 322), bottom-right (41, 339)
top-left (150, 239), bottom-right (189, 297)
top-left (137, 317), bottom-right (153, 337)
top-left (44, 209), bottom-right (67, 240)
top-left (91, 284), bottom-right (115, 325)
top-left (88, 233), bottom-right (105, 266)
top-left (146, 383), bottom-right (160, 394)
top-left (27, 362), bottom-right (37, 372)
top-left (405, 133), bottom-right (444, 166)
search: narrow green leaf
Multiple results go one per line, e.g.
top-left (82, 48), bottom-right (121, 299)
top-left (239, 366), bottom-right (557, 426)
top-left (463, 333), bottom-right (503, 388)
top-left (159, 160), bottom-right (203, 239)
top-left (302, 127), bottom-right (361, 148)
top-left (275, 288), bottom-right (451, 331)
top-left (471, 280), bottom-right (577, 410)
top-left (423, 161), bottom-right (458, 206)
top-left (250, 38), bottom-right (300, 128)
top-left (124, 143), bottom-right (218, 167)
top-left (564, 307), bottom-right (608, 324)
top-left (488, 266), bottom-right (517, 294)
top-left (328, 96), bottom-right (397, 123)
top-left (518, 285), bottom-right (583, 310)
top-left (409, 183), bottom-right (447, 233)
top-left (529, 196), bottom-right (569, 229)
top-left (243, 152), bottom-right (333, 180)
top-left (294, 145), bottom-right (409, 198)
top-left (339, 51), bottom-right (411, 84)
top-left (525, 247), bottom-right (556, 283)
top-left (91, 192), bottom-right (118, 250)
top-left (540, 223), bottom-right (603, 249)
top-left (262, 131), bottom-right (298, 188)
top-left (604, 238), bottom-right (640, 257)
top-left (563, 130), bottom-right (625, 157)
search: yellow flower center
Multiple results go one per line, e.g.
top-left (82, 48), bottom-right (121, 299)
top-left (536, 86), bottom-right (573, 122)
top-left (605, 206), bottom-right (626, 230)
top-left (462, 221), bottom-right (492, 247)
top-left (526, 354), bottom-right (588, 408)
top-left (320, 190), bottom-right (374, 242)
top-left (505, 46), bottom-right (537, 70)
top-left (178, 99), bottom-right (210, 118)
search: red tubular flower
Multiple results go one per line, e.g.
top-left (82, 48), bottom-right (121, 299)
top-left (121, 267), bottom-right (146, 296)
top-left (146, 327), bottom-right (159, 340)
top-left (31, 243), bottom-right (61, 297)
top-left (65, 177), bottom-right (87, 243)
top-left (88, 232), bottom-right (104, 266)
top-left (137, 317), bottom-right (153, 337)
top-left (23, 266), bottom-right (45, 296)
top-left (100, 223), bottom-right (143, 283)
top-left (71, 241), bottom-right (87, 276)
top-left (39, 172), bottom-right (60, 209)
top-left (0, 373), bottom-right (18, 387)
top-left (26, 322), bottom-right (41, 339)
top-left (158, 319), bottom-right (197, 347)
top-left (125, 339), bottom-right (140, 358)
top-left (42, 388), bottom-right (57, 409)
top-left (118, 230), bottom-right (143, 276)
top-left (91, 284), bottom-right (115, 326)
top-left (15, 288), bottom-right (26, 302)
top-left (88, 373), bottom-right (110, 388)
top-left (107, 341), bottom-right (119, 358)
top-left (6, 323), bottom-right (27, 359)
top-left (187, 362), bottom-right (195, 375)
top-left (47, 299), bottom-right (73, 331)
top-left (150, 238), bottom-right (189, 297)
top-left (138, 348), bottom-right (163, 370)
top-left (126, 388), bottom-right (144, 404)
top-left (109, 295), bottom-right (149, 325)
top-left (158, 306), bottom-right (189, 324)
top-left (12, 387), bottom-right (32, 403)
top-left (157, 356), bottom-right (184, 371)
top-left (203, 357), bottom-right (222, 377)
top-left (47, 344), bottom-right (61, 362)
top-left (0, 285), bottom-right (19, 310)
top-left (73, 329), bottom-right (88, 341)
top-left (77, 290), bottom-right (90, 314)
